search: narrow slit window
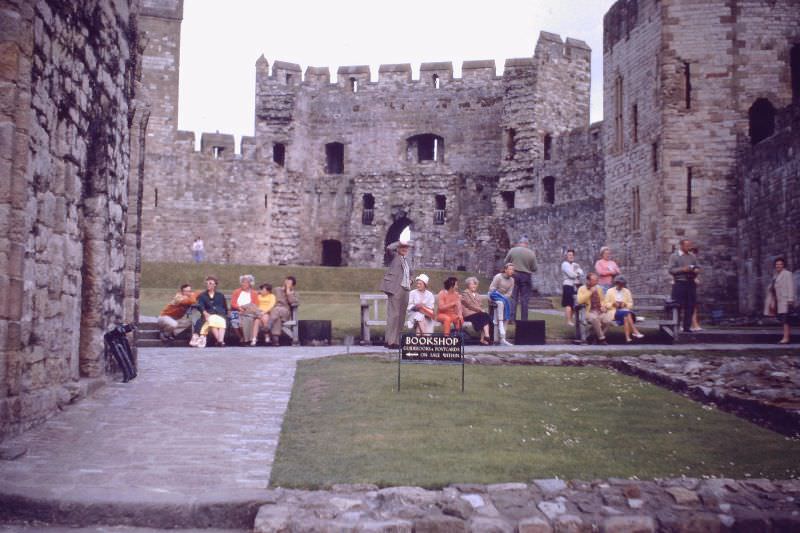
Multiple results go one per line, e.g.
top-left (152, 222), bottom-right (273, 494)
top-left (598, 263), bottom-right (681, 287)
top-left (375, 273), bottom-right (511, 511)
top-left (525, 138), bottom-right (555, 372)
top-left (505, 129), bottom-right (516, 160)
top-left (543, 134), bottom-right (553, 160)
top-left (632, 187), bottom-right (640, 230)
top-left (614, 75), bottom-right (624, 151)
top-left (683, 61), bottom-right (692, 110)
top-left (542, 176), bottom-right (555, 205)
top-left (686, 167), bottom-right (693, 214)
top-left (154, 187), bottom-right (158, 208)
top-left (792, 44), bottom-right (800, 102)
top-left (652, 141), bottom-right (659, 171)
top-left (286, 73), bottom-right (293, 85)
top-left (325, 142), bottom-right (345, 174)
top-left (264, 194), bottom-right (268, 209)
top-left (433, 74), bottom-right (440, 89)
top-left (273, 143), bottom-right (286, 167)
top-left (434, 195), bottom-right (446, 225)
top-left (501, 191), bottom-right (515, 209)
top-left (212, 146), bottom-right (223, 159)
top-left (362, 193), bottom-right (375, 225)
top-left (350, 77), bottom-right (358, 93)
top-left (632, 104), bottom-right (638, 143)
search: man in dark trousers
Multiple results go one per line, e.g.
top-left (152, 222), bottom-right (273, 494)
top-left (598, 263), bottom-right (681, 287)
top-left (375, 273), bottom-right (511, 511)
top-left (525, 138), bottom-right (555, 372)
top-left (504, 235), bottom-right (538, 322)
top-left (668, 239), bottom-right (701, 333)
top-left (381, 240), bottom-right (413, 349)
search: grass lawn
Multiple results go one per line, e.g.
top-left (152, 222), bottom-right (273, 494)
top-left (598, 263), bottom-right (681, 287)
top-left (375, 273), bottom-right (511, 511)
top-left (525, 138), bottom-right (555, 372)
top-left (270, 356), bottom-right (800, 488)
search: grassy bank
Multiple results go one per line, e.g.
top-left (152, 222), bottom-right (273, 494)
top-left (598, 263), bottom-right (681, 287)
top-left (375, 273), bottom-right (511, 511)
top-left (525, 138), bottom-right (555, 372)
top-left (270, 356), bottom-right (800, 488)
top-left (141, 262), bottom-right (489, 292)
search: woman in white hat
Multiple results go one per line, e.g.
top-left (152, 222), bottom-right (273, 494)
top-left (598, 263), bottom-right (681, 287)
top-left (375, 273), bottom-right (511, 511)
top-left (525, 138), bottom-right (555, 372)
top-left (406, 274), bottom-right (436, 334)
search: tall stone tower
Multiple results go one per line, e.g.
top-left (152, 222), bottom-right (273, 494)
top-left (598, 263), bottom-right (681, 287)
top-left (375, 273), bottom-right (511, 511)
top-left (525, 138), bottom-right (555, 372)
top-left (603, 0), bottom-right (800, 311)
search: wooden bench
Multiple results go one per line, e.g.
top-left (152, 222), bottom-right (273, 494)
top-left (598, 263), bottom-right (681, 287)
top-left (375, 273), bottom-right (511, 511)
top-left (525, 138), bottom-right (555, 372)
top-left (360, 293), bottom-right (499, 344)
top-left (184, 302), bottom-right (300, 345)
top-left (575, 294), bottom-right (679, 343)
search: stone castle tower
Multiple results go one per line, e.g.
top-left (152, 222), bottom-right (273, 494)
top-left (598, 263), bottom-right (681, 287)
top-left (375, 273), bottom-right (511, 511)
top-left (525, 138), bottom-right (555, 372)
top-left (138, 0), bottom-right (799, 312)
top-left (603, 0), bottom-right (800, 313)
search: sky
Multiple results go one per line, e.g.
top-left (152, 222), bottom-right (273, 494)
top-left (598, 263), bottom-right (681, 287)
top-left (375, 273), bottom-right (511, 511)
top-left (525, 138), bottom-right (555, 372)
top-left (177, 0), bottom-right (617, 151)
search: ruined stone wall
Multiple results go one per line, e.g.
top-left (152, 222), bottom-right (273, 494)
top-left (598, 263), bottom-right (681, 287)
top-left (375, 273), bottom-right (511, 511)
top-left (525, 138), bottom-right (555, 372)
top-left (603, 0), bottom-right (666, 297)
top-left (603, 0), bottom-right (800, 309)
top-left (0, 0), bottom-right (141, 440)
top-left (737, 105), bottom-right (800, 315)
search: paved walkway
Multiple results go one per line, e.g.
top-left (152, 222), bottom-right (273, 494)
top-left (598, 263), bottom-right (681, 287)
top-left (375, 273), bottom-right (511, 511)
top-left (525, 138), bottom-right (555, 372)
top-left (0, 343), bottom-right (796, 529)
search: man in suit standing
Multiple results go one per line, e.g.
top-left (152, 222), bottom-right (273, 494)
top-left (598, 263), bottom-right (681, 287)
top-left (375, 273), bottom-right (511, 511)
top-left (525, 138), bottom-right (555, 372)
top-left (381, 240), bottom-right (413, 349)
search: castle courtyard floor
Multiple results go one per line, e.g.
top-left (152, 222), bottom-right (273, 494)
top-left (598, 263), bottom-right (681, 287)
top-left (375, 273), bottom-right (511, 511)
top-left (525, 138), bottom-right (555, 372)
top-left (0, 343), bottom-right (797, 531)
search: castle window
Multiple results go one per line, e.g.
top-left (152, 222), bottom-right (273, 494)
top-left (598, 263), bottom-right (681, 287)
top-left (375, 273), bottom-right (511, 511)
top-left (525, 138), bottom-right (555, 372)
top-left (614, 75), bottom-right (623, 151)
top-left (273, 143), bottom-right (286, 167)
top-left (748, 98), bottom-right (775, 144)
top-left (434, 195), bottom-right (446, 225)
top-left (632, 186), bottom-right (640, 231)
top-left (792, 44), bottom-right (800, 102)
top-left (264, 194), bottom-right (268, 209)
top-left (407, 134), bottom-right (445, 163)
top-left (505, 128), bottom-right (516, 160)
top-left (543, 134), bottom-right (553, 160)
top-left (154, 187), bottom-right (158, 208)
top-left (286, 73), bottom-right (293, 85)
top-left (325, 142), bottom-right (345, 174)
top-left (433, 74), bottom-right (440, 89)
top-left (683, 61), bottom-right (692, 110)
top-left (501, 191), bottom-right (515, 209)
top-left (632, 104), bottom-right (638, 143)
top-left (686, 166), bottom-right (694, 214)
top-left (652, 140), bottom-right (659, 171)
top-left (542, 176), bottom-right (555, 205)
top-left (362, 194), bottom-right (375, 225)
top-left (350, 77), bottom-right (358, 93)
top-left (212, 146), bottom-right (224, 159)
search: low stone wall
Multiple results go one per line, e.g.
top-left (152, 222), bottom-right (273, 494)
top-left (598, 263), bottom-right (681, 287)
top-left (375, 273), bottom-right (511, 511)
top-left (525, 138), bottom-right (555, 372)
top-left (254, 478), bottom-right (800, 532)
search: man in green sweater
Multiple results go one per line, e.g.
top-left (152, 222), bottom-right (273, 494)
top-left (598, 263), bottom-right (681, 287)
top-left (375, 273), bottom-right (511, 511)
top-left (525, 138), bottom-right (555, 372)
top-left (504, 235), bottom-right (538, 322)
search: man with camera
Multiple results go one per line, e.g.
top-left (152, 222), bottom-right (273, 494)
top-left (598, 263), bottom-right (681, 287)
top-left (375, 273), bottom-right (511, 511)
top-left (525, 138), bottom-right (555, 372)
top-left (668, 239), bottom-right (701, 333)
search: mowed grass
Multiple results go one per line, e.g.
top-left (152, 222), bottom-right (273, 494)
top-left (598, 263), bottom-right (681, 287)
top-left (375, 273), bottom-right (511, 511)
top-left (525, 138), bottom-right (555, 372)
top-left (270, 357), bottom-right (800, 488)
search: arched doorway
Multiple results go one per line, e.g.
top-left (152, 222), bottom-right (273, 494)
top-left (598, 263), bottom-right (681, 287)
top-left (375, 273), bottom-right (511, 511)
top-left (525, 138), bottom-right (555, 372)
top-left (384, 217), bottom-right (413, 266)
top-left (321, 240), bottom-right (342, 266)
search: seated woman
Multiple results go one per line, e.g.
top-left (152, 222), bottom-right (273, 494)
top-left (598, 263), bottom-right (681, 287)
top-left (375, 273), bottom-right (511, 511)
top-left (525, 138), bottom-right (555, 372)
top-left (603, 275), bottom-right (644, 343)
top-left (268, 276), bottom-right (298, 346)
top-left (406, 274), bottom-right (436, 334)
top-left (230, 274), bottom-right (260, 345)
top-left (190, 276), bottom-right (228, 348)
top-left (461, 276), bottom-right (492, 345)
top-left (436, 277), bottom-right (464, 335)
top-left (251, 283), bottom-right (276, 346)
top-left (488, 263), bottom-right (515, 346)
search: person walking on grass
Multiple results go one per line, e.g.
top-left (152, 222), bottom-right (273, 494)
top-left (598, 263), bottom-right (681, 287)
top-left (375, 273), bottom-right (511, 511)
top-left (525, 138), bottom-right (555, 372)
top-left (381, 239), bottom-right (413, 349)
top-left (764, 257), bottom-right (795, 344)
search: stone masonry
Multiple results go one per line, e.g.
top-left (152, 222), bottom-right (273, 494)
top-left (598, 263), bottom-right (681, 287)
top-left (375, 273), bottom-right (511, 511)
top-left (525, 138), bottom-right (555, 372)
top-left (138, 2), bottom-right (602, 293)
top-left (603, 0), bottom-right (800, 313)
top-left (0, 0), bottom-right (144, 439)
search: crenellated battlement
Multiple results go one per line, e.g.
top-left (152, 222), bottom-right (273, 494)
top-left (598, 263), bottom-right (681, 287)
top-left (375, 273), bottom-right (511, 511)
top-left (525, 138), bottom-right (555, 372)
top-left (254, 32), bottom-right (588, 91)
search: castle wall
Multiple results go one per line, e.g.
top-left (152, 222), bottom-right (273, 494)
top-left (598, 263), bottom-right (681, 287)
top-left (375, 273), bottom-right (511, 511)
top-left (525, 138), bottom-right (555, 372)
top-left (737, 105), bottom-right (800, 315)
top-left (0, 0), bottom-right (141, 440)
top-left (604, 0), bottom-right (800, 310)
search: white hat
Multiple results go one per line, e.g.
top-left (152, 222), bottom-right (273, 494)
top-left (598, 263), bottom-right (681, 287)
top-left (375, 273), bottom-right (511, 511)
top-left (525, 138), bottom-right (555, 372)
top-left (415, 273), bottom-right (429, 286)
top-left (397, 240), bottom-right (413, 247)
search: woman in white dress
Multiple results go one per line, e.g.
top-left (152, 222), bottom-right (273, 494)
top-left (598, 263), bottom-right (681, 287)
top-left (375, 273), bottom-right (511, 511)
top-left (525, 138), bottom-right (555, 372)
top-left (406, 274), bottom-right (436, 334)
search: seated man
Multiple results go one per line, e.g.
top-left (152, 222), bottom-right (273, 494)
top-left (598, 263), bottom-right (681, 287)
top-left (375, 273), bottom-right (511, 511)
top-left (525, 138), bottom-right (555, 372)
top-left (576, 272), bottom-right (612, 345)
top-left (157, 284), bottom-right (197, 342)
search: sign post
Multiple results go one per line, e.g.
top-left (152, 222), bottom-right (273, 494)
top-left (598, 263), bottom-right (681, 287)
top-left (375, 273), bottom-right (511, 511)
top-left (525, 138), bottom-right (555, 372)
top-left (397, 333), bottom-right (465, 392)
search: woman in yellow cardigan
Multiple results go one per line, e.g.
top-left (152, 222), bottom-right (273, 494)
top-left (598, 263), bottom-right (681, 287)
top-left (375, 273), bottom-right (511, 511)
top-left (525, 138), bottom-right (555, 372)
top-left (604, 275), bottom-right (644, 343)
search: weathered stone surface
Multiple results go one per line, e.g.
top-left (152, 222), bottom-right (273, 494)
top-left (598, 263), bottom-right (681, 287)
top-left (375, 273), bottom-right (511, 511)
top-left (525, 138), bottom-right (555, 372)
top-left (466, 516), bottom-right (514, 533)
top-left (601, 515), bottom-right (655, 533)
top-left (253, 504), bottom-right (292, 533)
top-left (518, 516), bottom-right (554, 533)
top-left (665, 487), bottom-right (700, 506)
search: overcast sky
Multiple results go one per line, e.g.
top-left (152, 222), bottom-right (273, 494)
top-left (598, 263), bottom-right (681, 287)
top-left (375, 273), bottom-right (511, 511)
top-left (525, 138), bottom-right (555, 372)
top-left (177, 0), bottom-right (616, 150)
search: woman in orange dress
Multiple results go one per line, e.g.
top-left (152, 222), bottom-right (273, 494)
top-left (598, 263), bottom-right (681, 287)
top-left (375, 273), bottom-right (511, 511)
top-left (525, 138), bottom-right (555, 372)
top-left (436, 276), bottom-right (464, 335)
